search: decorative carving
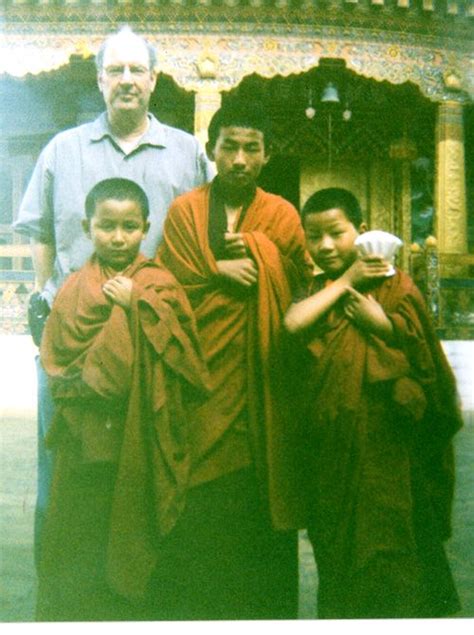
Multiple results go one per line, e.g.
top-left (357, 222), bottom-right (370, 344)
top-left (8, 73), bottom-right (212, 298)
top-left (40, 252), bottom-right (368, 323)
top-left (435, 101), bottom-right (467, 259)
top-left (443, 68), bottom-right (463, 92)
top-left (196, 50), bottom-right (219, 79)
top-left (0, 281), bottom-right (34, 336)
top-left (425, 239), bottom-right (440, 323)
top-left (74, 39), bottom-right (94, 60)
top-left (1, 29), bottom-right (472, 102)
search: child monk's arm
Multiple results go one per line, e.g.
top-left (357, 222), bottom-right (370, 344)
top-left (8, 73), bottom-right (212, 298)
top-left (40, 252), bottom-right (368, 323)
top-left (343, 287), bottom-right (394, 341)
top-left (284, 277), bottom-right (347, 334)
top-left (102, 276), bottom-right (133, 309)
top-left (284, 256), bottom-right (390, 334)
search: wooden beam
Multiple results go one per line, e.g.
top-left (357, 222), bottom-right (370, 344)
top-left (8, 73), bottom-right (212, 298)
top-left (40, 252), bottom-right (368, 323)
top-left (0, 244), bottom-right (31, 259)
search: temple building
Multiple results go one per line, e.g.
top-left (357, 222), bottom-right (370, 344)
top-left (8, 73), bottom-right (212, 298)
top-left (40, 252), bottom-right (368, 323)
top-left (1, 0), bottom-right (473, 336)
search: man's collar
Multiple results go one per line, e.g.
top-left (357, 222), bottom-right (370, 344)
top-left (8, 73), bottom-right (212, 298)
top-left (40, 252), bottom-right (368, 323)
top-left (89, 112), bottom-right (167, 148)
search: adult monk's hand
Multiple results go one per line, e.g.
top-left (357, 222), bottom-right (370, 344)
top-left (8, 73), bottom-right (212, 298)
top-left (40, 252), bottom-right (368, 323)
top-left (103, 275), bottom-right (133, 309)
top-left (216, 258), bottom-right (258, 288)
top-left (224, 232), bottom-right (248, 259)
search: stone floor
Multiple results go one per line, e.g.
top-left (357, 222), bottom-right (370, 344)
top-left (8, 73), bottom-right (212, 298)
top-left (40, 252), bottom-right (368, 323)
top-left (0, 336), bottom-right (473, 624)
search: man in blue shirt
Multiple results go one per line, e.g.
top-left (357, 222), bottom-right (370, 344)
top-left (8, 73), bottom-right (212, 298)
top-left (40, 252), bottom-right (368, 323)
top-left (14, 26), bottom-right (213, 562)
top-left (16, 26), bottom-right (212, 305)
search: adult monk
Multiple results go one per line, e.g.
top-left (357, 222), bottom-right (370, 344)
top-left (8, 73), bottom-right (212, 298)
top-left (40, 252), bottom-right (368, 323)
top-left (156, 100), bottom-right (313, 620)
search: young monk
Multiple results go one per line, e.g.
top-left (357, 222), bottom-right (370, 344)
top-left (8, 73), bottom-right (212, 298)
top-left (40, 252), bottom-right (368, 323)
top-left (37, 178), bottom-right (207, 621)
top-left (156, 100), bottom-right (313, 620)
top-left (285, 187), bottom-right (462, 619)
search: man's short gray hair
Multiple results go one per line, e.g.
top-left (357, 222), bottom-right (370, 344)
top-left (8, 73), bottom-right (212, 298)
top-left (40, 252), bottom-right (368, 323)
top-left (95, 26), bottom-right (157, 72)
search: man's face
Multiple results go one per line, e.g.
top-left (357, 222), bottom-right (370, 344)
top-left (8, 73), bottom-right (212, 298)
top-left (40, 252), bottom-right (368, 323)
top-left (82, 198), bottom-right (149, 271)
top-left (207, 126), bottom-right (269, 192)
top-left (98, 35), bottom-right (157, 119)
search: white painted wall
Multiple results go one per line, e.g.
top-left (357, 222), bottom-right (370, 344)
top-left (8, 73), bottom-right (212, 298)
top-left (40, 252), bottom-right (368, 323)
top-left (0, 336), bottom-right (472, 419)
top-left (442, 341), bottom-right (474, 412)
top-left (0, 335), bottom-right (37, 419)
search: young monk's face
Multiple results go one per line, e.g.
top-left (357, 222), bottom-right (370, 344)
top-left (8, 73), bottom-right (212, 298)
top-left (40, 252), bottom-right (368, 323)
top-left (207, 126), bottom-right (269, 191)
top-left (83, 198), bottom-right (149, 271)
top-left (304, 208), bottom-right (366, 279)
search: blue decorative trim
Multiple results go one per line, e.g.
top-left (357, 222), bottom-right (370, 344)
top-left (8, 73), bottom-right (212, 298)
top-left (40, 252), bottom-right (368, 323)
top-left (0, 271), bottom-right (35, 282)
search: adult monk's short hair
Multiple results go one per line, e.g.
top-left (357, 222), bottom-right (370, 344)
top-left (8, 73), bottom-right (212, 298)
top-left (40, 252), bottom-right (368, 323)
top-left (85, 178), bottom-right (150, 221)
top-left (302, 187), bottom-right (363, 228)
top-left (207, 99), bottom-right (272, 150)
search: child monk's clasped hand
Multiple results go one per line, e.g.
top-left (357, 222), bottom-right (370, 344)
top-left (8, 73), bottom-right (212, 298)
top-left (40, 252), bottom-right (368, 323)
top-left (343, 287), bottom-right (393, 338)
top-left (102, 275), bottom-right (133, 309)
top-left (341, 254), bottom-right (391, 288)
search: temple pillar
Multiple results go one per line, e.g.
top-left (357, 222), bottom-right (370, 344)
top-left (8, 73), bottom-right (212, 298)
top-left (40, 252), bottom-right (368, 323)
top-left (434, 100), bottom-right (467, 266)
top-left (194, 87), bottom-right (222, 149)
top-left (390, 137), bottom-right (416, 271)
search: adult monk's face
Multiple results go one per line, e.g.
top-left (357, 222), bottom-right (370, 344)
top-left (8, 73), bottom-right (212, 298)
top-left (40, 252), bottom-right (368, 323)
top-left (98, 34), bottom-right (157, 121)
top-left (208, 127), bottom-right (269, 191)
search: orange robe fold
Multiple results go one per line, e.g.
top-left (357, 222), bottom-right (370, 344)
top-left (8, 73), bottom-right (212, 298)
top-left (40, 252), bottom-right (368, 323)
top-left (158, 184), bottom-right (312, 528)
top-left (39, 254), bottom-right (208, 615)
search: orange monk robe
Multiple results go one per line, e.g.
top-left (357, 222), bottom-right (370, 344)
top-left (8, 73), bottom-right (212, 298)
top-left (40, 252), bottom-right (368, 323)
top-left (39, 254), bottom-right (208, 612)
top-left (157, 184), bottom-right (313, 529)
top-left (292, 269), bottom-right (462, 618)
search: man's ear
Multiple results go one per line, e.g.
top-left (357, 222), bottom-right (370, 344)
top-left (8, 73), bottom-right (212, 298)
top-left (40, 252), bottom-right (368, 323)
top-left (143, 221), bottom-right (151, 236)
top-left (358, 222), bottom-right (368, 235)
top-left (263, 139), bottom-right (273, 164)
top-left (97, 72), bottom-right (104, 95)
top-left (82, 219), bottom-right (91, 238)
top-left (149, 70), bottom-right (158, 93)
top-left (206, 141), bottom-right (215, 163)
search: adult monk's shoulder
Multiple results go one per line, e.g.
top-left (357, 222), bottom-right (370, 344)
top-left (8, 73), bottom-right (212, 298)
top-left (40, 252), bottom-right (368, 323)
top-left (250, 188), bottom-right (306, 253)
top-left (169, 183), bottom-right (212, 212)
top-left (162, 184), bottom-right (212, 254)
top-left (252, 188), bottom-right (304, 237)
top-left (254, 187), bottom-right (300, 218)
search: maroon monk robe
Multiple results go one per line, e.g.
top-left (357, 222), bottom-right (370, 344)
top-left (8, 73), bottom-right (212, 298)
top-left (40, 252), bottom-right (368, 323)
top-left (158, 183), bottom-right (313, 529)
top-left (291, 268), bottom-right (462, 619)
top-left (38, 254), bottom-right (207, 621)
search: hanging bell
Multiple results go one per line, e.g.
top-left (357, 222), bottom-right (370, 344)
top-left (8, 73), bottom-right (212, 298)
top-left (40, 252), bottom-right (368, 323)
top-left (321, 82), bottom-right (340, 104)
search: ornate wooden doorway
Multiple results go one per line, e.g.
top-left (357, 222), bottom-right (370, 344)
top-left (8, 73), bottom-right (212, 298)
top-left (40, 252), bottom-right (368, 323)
top-left (224, 60), bottom-right (437, 258)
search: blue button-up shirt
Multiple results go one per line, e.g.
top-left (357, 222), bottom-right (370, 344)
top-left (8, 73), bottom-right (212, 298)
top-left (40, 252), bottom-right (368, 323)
top-left (14, 112), bottom-right (213, 304)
